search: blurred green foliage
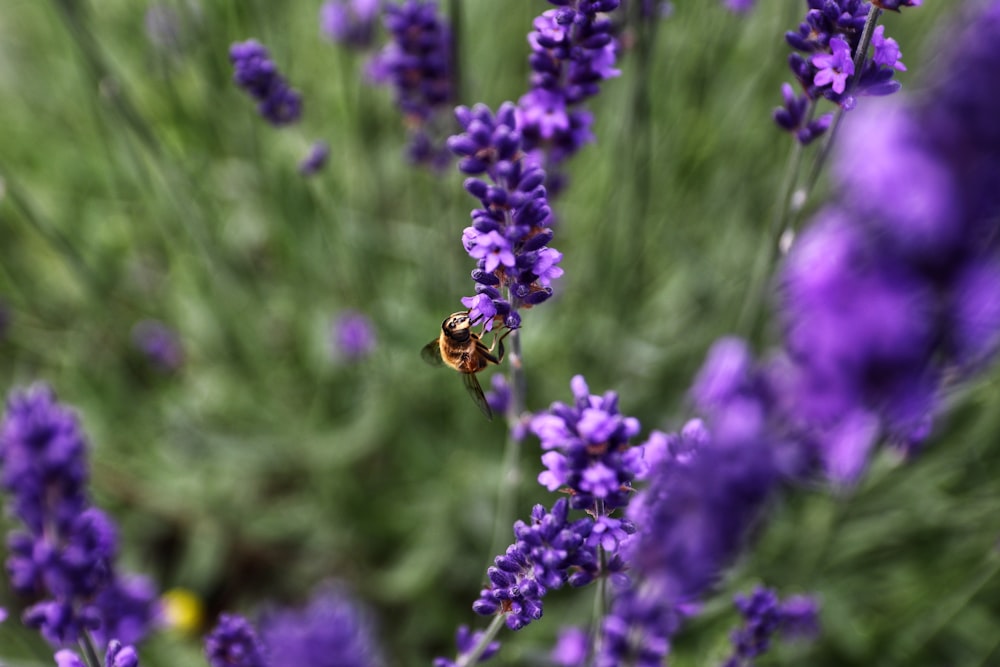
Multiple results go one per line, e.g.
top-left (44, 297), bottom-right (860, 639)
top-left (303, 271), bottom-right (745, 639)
top-left (1, 1), bottom-right (998, 666)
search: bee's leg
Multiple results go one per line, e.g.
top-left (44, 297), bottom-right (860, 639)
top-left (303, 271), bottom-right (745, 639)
top-left (490, 327), bottom-right (514, 362)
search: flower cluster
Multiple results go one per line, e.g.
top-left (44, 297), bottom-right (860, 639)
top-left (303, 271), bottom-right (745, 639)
top-left (722, 587), bottom-right (820, 667)
top-left (595, 353), bottom-right (793, 665)
top-left (258, 585), bottom-right (383, 667)
top-left (321, 0), bottom-right (382, 48)
top-left (229, 40), bottom-right (302, 126)
top-left (773, 0), bottom-right (916, 144)
top-left (530, 375), bottom-right (641, 516)
top-left (517, 0), bottom-right (621, 192)
top-left (368, 0), bottom-right (454, 166)
top-left (777, 0), bottom-right (1000, 482)
top-left (205, 614), bottom-right (269, 667)
top-left (0, 385), bottom-right (157, 648)
top-left (447, 102), bottom-right (562, 329)
top-left (473, 498), bottom-right (599, 631)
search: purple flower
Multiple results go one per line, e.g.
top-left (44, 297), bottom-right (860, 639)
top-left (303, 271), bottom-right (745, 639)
top-left (551, 626), bottom-right (589, 666)
top-left (767, 0), bottom-right (1000, 482)
top-left (131, 320), bottom-right (184, 373)
top-left (105, 640), bottom-right (140, 667)
top-left (298, 141), bottom-right (330, 176)
top-left (433, 625), bottom-right (501, 667)
top-left (1, 386), bottom-right (158, 648)
top-left (529, 375), bottom-right (642, 513)
top-left (330, 310), bottom-right (377, 361)
top-left (205, 614), bottom-right (268, 667)
top-left (722, 587), bottom-right (820, 667)
top-left (448, 102), bottom-right (562, 326)
top-left (723, 0), bottom-right (756, 12)
top-left (368, 0), bottom-right (454, 166)
top-left (321, 0), bottom-right (382, 48)
top-left (258, 585), bottom-right (382, 667)
top-left (873, 0), bottom-right (920, 9)
top-left (229, 40), bottom-right (302, 126)
top-left (871, 25), bottom-right (905, 70)
top-left (517, 2), bottom-right (622, 190)
top-left (93, 575), bottom-right (162, 647)
top-left (473, 498), bottom-right (599, 631)
top-left (774, 0), bottom-right (918, 143)
top-left (811, 37), bottom-right (854, 95)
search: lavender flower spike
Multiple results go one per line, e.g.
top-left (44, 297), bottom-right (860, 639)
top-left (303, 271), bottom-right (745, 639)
top-left (774, 0), bottom-right (919, 144)
top-left (1, 385), bottom-right (156, 648)
top-left (722, 587), bottom-right (820, 667)
top-left (517, 0), bottom-right (622, 191)
top-left (474, 498), bottom-right (599, 631)
top-left (230, 40), bottom-right (302, 126)
top-left (367, 0), bottom-right (454, 166)
top-left (448, 102), bottom-right (562, 329)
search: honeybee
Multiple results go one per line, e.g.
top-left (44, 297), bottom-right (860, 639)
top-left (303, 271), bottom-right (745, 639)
top-left (421, 311), bottom-right (511, 420)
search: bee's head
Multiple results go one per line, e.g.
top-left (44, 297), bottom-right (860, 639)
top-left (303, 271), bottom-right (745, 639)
top-left (442, 312), bottom-right (472, 341)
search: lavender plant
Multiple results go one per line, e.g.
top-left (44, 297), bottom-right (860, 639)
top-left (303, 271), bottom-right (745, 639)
top-left (368, 0), bottom-right (456, 166)
top-left (229, 40), bottom-right (303, 126)
top-left (0, 386), bottom-right (156, 661)
top-left (5, 1), bottom-right (1000, 666)
top-left (515, 0), bottom-right (622, 194)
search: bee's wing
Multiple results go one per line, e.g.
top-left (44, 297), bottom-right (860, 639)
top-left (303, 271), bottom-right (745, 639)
top-left (421, 339), bottom-right (444, 366)
top-left (463, 372), bottom-right (494, 421)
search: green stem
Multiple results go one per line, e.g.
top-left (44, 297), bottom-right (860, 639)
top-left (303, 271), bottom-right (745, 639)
top-left (456, 614), bottom-right (507, 667)
top-left (79, 631), bottom-right (103, 667)
top-left (735, 128), bottom-right (807, 338)
top-left (488, 326), bottom-right (525, 565)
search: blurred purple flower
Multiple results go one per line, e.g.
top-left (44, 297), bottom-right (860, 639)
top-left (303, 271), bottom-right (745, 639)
top-left (776, 0), bottom-right (1000, 480)
top-left (721, 587), bottom-right (820, 667)
top-left (367, 0), bottom-right (454, 166)
top-left (551, 627), bottom-right (589, 666)
top-left (299, 141), bottom-right (330, 176)
top-left (259, 585), bottom-right (382, 667)
top-left (230, 40), bottom-right (302, 126)
top-left (1, 386), bottom-right (157, 648)
top-left (331, 310), bottom-right (377, 361)
top-left (132, 320), bottom-right (184, 373)
top-left (321, 0), bottom-right (382, 48)
top-left (723, 0), bottom-right (756, 12)
top-left (205, 614), bottom-right (268, 667)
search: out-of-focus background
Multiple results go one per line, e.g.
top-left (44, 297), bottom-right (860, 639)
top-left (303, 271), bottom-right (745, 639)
top-left (2, 1), bottom-right (999, 666)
